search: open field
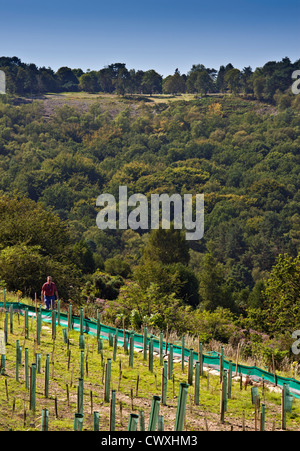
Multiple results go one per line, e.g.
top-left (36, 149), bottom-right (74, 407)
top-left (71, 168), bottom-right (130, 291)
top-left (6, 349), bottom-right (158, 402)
top-left (40, 92), bottom-right (197, 118)
top-left (1, 301), bottom-right (300, 431)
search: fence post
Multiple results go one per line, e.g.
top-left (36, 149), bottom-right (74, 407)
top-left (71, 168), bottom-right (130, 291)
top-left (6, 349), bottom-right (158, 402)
top-left (174, 383), bottom-right (189, 431)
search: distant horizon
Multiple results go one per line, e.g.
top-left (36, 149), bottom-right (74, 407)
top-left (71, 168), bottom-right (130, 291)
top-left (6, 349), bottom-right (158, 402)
top-left (0, 0), bottom-right (299, 78)
top-left (1, 54), bottom-right (299, 78)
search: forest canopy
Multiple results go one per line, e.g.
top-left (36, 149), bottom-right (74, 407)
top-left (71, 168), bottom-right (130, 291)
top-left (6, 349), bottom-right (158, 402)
top-left (0, 55), bottom-right (299, 353)
top-left (1, 56), bottom-right (300, 105)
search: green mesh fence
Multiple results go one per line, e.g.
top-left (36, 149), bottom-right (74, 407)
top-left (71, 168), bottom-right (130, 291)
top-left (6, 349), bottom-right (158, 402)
top-left (2, 302), bottom-right (300, 399)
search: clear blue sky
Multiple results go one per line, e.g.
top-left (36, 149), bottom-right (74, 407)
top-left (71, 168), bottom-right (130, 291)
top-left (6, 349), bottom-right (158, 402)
top-left (0, 0), bottom-right (299, 76)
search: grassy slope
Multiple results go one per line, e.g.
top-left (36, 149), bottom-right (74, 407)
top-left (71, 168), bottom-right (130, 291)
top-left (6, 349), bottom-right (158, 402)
top-left (1, 300), bottom-right (300, 431)
top-left (0, 94), bottom-right (298, 430)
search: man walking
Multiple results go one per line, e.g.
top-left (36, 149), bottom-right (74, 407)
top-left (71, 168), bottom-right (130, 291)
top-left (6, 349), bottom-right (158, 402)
top-left (41, 276), bottom-right (59, 310)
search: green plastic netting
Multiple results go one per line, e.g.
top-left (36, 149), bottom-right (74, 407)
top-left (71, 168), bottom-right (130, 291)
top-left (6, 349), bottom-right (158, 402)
top-left (2, 302), bottom-right (300, 398)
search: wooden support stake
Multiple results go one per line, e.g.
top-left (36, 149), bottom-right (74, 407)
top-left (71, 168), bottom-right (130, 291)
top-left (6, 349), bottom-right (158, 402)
top-left (235, 342), bottom-right (240, 376)
top-left (90, 390), bottom-right (93, 415)
top-left (181, 336), bottom-right (185, 373)
top-left (5, 377), bottom-right (9, 401)
top-left (66, 383), bottom-right (69, 406)
top-left (149, 337), bottom-right (153, 373)
top-left (55, 396), bottom-right (58, 418)
top-left (136, 374), bottom-right (139, 397)
top-left (44, 354), bottom-right (49, 398)
top-left (143, 326), bottom-right (147, 361)
top-left (168, 344), bottom-right (173, 380)
top-left (110, 390), bottom-right (116, 431)
top-left (129, 332), bottom-right (134, 368)
top-left (25, 308), bottom-right (29, 339)
top-left (9, 304), bottom-right (13, 334)
top-left (260, 403), bottom-right (266, 431)
top-left (161, 361), bottom-right (168, 406)
top-left (113, 332), bottom-right (118, 361)
top-left (194, 361), bottom-right (200, 406)
top-left (159, 332), bottom-right (163, 366)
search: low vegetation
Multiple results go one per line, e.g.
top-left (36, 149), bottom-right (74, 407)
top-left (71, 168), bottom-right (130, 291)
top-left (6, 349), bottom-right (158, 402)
top-left (1, 299), bottom-right (300, 431)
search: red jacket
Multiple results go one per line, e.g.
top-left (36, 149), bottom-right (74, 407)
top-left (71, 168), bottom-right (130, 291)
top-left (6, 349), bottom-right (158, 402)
top-left (42, 282), bottom-right (57, 297)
